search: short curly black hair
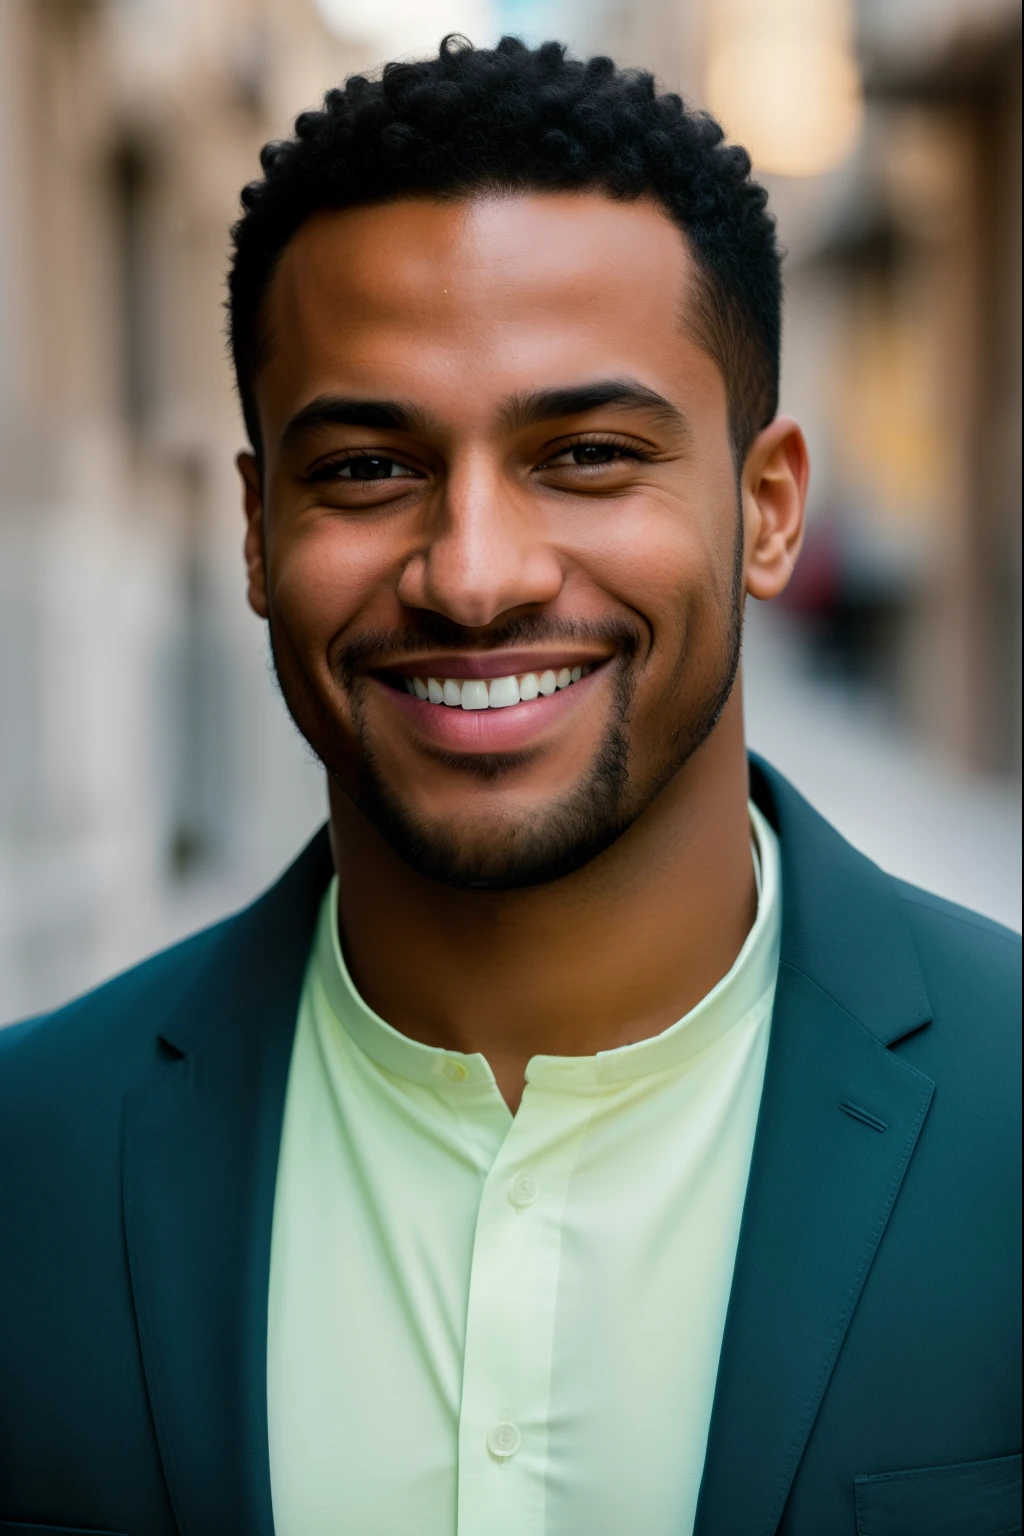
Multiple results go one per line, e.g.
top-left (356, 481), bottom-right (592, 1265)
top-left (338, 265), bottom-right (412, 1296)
top-left (228, 35), bottom-right (780, 465)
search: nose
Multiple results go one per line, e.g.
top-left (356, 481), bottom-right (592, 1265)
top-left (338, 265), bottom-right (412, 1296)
top-left (396, 454), bottom-right (564, 627)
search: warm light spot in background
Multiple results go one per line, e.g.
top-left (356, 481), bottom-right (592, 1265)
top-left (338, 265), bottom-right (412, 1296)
top-left (311, 0), bottom-right (864, 181)
top-left (705, 0), bottom-right (863, 177)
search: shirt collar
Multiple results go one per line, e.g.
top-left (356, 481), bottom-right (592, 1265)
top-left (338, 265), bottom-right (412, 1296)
top-left (314, 802), bottom-right (781, 1092)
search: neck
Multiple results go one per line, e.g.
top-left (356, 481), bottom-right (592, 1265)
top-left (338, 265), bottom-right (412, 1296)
top-left (330, 686), bottom-right (756, 1112)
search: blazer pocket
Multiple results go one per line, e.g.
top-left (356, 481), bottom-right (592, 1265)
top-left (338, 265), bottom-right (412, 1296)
top-left (854, 1453), bottom-right (1022, 1536)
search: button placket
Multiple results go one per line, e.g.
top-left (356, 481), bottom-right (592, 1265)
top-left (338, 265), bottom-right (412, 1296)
top-left (457, 1090), bottom-right (594, 1536)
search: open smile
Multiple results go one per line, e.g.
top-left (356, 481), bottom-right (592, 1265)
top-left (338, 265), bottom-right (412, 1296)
top-left (369, 651), bottom-right (610, 753)
top-left (401, 663), bottom-right (592, 710)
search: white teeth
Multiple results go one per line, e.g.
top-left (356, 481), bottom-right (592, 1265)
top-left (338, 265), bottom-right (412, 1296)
top-left (403, 664), bottom-right (596, 708)
top-left (488, 675), bottom-right (520, 708)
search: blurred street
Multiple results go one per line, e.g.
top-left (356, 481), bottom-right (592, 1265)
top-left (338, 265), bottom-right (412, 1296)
top-left (744, 604), bottom-right (1021, 929)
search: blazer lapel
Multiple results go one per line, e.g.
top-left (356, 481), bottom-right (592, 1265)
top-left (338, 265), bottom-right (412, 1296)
top-left (694, 761), bottom-right (936, 1536)
top-left (123, 829), bottom-right (333, 1536)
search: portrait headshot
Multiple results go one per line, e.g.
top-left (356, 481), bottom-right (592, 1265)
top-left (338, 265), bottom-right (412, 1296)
top-left (0, 8), bottom-right (1019, 1536)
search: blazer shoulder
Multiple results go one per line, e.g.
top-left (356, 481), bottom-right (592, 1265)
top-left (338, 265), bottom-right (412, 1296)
top-left (0, 916), bottom-right (232, 1100)
top-left (1, 828), bottom-right (332, 1117)
top-left (892, 876), bottom-right (1020, 984)
top-left (890, 877), bottom-right (1020, 1105)
top-left (894, 876), bottom-right (1020, 1032)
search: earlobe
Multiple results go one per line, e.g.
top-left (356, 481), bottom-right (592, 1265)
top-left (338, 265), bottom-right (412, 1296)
top-left (238, 450), bottom-right (269, 620)
top-left (741, 416), bottom-right (809, 603)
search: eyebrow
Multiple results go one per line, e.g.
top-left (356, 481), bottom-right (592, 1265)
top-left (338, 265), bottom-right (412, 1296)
top-left (278, 394), bottom-right (439, 453)
top-left (500, 378), bottom-right (689, 435)
top-left (278, 376), bottom-right (688, 454)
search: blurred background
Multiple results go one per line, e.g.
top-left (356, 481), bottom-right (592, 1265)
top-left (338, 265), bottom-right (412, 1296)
top-left (0, 0), bottom-right (1020, 1022)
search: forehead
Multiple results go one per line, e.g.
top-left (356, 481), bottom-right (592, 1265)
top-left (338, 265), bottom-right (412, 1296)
top-left (260, 193), bottom-right (718, 427)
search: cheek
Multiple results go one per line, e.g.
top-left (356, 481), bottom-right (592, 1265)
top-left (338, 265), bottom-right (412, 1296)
top-left (267, 512), bottom-right (400, 651)
top-left (568, 484), bottom-right (736, 649)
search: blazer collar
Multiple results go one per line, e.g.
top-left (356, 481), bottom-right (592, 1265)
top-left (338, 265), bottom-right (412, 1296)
top-left (123, 828), bottom-right (333, 1536)
top-left (694, 757), bottom-right (935, 1535)
top-left (750, 755), bottom-right (931, 1046)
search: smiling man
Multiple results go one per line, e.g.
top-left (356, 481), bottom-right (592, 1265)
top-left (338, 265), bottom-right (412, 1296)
top-left (0, 36), bottom-right (1019, 1536)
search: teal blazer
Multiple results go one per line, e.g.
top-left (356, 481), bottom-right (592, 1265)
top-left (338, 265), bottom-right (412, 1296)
top-left (0, 760), bottom-right (1019, 1536)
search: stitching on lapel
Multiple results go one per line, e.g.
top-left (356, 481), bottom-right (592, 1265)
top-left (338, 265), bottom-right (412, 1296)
top-left (840, 1100), bottom-right (889, 1133)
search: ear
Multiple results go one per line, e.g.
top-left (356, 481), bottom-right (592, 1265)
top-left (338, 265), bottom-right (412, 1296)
top-left (238, 451), bottom-right (269, 619)
top-left (740, 416), bottom-right (809, 601)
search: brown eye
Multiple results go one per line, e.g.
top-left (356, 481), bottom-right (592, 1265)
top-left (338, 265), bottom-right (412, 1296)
top-left (539, 440), bottom-right (642, 472)
top-left (570, 444), bottom-right (618, 466)
top-left (339, 456), bottom-right (416, 480)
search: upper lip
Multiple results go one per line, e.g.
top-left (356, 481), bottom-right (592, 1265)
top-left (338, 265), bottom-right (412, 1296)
top-left (373, 649), bottom-right (612, 681)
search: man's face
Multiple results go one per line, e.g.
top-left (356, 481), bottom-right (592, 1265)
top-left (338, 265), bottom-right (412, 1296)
top-left (244, 193), bottom-right (745, 888)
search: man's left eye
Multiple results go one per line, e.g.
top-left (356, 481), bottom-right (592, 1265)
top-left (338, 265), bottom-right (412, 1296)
top-left (545, 443), bottom-right (627, 468)
top-left (338, 456), bottom-right (417, 480)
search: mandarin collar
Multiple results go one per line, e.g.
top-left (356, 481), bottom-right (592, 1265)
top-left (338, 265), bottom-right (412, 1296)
top-left (316, 803), bottom-right (780, 1093)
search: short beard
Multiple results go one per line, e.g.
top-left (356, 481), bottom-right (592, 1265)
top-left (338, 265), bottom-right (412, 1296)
top-left (348, 641), bottom-right (637, 890)
top-left (269, 524), bottom-right (744, 892)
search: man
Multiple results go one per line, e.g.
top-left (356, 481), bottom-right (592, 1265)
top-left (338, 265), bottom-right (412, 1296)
top-left (0, 36), bottom-right (1018, 1536)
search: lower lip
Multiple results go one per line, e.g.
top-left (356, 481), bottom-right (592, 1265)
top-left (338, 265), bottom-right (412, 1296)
top-left (371, 669), bottom-right (603, 753)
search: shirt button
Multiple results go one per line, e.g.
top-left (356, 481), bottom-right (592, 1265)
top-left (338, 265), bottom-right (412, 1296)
top-left (508, 1171), bottom-right (539, 1208)
top-left (487, 1420), bottom-right (521, 1459)
top-left (443, 1059), bottom-right (468, 1083)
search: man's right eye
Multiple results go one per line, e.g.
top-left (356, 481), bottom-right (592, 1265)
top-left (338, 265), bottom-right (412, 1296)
top-left (335, 456), bottom-right (418, 480)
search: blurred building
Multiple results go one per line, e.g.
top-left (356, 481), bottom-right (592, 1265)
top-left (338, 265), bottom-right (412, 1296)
top-left (0, 0), bottom-right (1019, 1021)
top-left (782, 0), bottom-right (1021, 776)
top-left (0, 0), bottom-right (347, 1018)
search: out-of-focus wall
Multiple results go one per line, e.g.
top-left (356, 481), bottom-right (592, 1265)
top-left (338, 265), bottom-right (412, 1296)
top-left (0, 0), bottom-right (350, 1018)
top-left (780, 0), bottom-right (1022, 776)
top-left (1, 0), bottom-right (1019, 1022)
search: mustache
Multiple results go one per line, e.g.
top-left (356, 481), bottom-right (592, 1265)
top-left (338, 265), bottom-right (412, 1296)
top-left (334, 613), bottom-right (643, 681)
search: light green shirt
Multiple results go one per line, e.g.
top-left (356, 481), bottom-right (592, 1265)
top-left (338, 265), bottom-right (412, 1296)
top-left (268, 804), bottom-right (781, 1536)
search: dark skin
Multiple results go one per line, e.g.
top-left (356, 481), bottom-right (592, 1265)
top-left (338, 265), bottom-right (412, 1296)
top-left (240, 193), bottom-right (808, 1111)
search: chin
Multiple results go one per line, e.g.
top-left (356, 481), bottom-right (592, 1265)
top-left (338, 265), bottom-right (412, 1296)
top-left (352, 775), bottom-right (635, 892)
